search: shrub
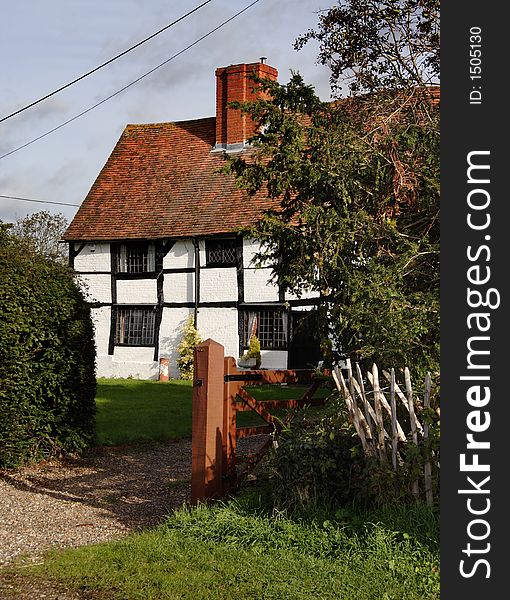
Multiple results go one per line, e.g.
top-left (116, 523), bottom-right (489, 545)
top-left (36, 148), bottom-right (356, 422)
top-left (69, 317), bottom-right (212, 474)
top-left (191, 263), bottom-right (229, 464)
top-left (0, 227), bottom-right (96, 468)
top-left (255, 396), bottom-right (366, 514)
top-left (258, 388), bottom-right (440, 512)
top-left (176, 315), bottom-right (202, 380)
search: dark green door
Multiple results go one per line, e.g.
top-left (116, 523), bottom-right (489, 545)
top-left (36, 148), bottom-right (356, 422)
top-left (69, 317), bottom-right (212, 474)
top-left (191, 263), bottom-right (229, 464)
top-left (287, 311), bottom-right (323, 369)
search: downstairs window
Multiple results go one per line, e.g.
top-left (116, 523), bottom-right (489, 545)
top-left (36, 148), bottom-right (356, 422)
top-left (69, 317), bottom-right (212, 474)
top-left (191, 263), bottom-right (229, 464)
top-left (114, 308), bottom-right (156, 346)
top-left (242, 310), bottom-right (288, 350)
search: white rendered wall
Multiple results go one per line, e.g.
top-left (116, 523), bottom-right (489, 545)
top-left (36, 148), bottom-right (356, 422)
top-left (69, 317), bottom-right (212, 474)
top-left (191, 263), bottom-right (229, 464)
top-left (260, 350), bottom-right (288, 369)
top-left (285, 287), bottom-right (320, 301)
top-left (197, 307), bottom-right (239, 361)
top-left (116, 279), bottom-right (157, 304)
top-left (163, 272), bottom-right (195, 303)
top-left (90, 308), bottom-right (159, 379)
top-left (74, 244), bottom-right (112, 304)
top-left (200, 268), bottom-right (237, 302)
top-left (159, 307), bottom-right (194, 378)
top-left (244, 267), bottom-right (279, 302)
top-left (74, 242), bottom-right (110, 272)
top-left (91, 306), bottom-right (111, 356)
top-left (77, 274), bottom-right (111, 304)
top-left (243, 238), bottom-right (271, 268)
top-left (197, 239), bottom-right (206, 267)
top-left (100, 348), bottom-right (159, 380)
top-left (163, 239), bottom-right (195, 269)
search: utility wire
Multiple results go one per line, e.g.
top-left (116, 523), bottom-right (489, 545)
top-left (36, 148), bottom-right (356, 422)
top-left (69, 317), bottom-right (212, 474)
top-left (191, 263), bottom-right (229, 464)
top-left (0, 0), bottom-right (213, 124)
top-left (0, 0), bottom-right (262, 161)
top-left (0, 194), bottom-right (80, 207)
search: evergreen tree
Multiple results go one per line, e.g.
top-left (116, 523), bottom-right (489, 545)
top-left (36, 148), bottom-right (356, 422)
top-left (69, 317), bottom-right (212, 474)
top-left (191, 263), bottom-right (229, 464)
top-left (225, 2), bottom-right (439, 376)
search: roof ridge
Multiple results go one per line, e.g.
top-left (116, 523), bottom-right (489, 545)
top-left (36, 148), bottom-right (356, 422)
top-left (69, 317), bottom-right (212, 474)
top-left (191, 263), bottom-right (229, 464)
top-left (125, 116), bottom-right (215, 130)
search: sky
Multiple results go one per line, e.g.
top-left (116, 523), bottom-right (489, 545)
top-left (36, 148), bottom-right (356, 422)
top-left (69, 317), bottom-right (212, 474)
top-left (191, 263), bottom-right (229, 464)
top-left (1, 0), bottom-right (333, 226)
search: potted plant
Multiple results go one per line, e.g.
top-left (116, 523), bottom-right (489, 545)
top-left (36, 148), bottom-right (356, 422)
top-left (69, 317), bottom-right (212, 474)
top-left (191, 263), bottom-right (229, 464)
top-left (238, 335), bottom-right (262, 369)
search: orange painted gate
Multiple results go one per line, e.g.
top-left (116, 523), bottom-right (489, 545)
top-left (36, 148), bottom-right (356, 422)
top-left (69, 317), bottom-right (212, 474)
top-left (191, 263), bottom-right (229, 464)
top-left (191, 339), bottom-right (327, 504)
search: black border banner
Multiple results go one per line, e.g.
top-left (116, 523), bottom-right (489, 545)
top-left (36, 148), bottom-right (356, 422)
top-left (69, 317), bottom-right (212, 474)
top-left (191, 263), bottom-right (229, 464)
top-left (441, 3), bottom-right (508, 596)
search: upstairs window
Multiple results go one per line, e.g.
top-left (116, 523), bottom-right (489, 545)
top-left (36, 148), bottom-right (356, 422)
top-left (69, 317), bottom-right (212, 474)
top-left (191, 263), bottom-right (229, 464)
top-left (115, 308), bottom-right (156, 346)
top-left (242, 310), bottom-right (287, 350)
top-left (205, 239), bottom-right (237, 266)
top-left (115, 242), bottom-right (155, 273)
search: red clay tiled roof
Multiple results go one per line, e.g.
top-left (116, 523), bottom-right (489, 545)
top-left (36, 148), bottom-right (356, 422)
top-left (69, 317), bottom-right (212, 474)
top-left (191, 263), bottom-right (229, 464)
top-left (63, 117), bottom-right (277, 241)
top-left (64, 85), bottom-right (440, 242)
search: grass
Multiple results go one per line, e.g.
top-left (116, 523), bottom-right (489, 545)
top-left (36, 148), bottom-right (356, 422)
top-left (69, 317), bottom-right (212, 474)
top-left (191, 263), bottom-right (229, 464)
top-left (95, 378), bottom-right (330, 445)
top-left (28, 499), bottom-right (439, 600)
top-left (11, 378), bottom-right (439, 599)
top-left (95, 378), bottom-right (193, 445)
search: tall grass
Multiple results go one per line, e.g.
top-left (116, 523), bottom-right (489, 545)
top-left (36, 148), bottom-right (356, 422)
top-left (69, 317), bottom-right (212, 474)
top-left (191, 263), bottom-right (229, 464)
top-left (33, 498), bottom-right (439, 600)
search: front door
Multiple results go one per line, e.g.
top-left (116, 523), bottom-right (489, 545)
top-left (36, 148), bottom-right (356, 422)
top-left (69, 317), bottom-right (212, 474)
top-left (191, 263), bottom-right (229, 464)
top-left (287, 311), bottom-right (323, 369)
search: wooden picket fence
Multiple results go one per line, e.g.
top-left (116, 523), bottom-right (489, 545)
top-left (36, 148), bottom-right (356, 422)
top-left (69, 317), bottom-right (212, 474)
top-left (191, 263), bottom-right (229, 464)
top-left (332, 359), bottom-right (439, 506)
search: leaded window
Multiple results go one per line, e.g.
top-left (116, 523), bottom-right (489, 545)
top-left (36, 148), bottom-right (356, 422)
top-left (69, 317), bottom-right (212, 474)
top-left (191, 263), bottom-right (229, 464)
top-left (115, 242), bottom-right (155, 273)
top-left (205, 239), bottom-right (236, 266)
top-left (242, 310), bottom-right (287, 350)
top-left (115, 308), bottom-right (156, 345)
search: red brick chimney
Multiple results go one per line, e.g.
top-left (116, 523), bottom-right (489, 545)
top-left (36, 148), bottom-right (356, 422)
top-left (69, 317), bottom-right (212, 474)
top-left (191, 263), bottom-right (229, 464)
top-left (214, 59), bottom-right (278, 151)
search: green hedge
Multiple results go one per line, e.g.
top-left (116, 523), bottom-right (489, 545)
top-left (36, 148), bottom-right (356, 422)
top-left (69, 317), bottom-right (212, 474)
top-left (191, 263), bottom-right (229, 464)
top-left (0, 227), bottom-right (96, 468)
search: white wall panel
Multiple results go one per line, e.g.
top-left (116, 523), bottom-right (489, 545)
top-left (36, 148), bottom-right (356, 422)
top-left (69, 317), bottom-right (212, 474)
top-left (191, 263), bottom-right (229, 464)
top-left (163, 272), bottom-right (195, 303)
top-left (158, 307), bottom-right (194, 378)
top-left (74, 243), bottom-right (111, 272)
top-left (197, 307), bottom-right (239, 360)
top-left (91, 306), bottom-right (111, 357)
top-left (242, 238), bottom-right (272, 268)
top-left (76, 274), bottom-right (111, 304)
top-left (96, 350), bottom-right (159, 380)
top-left (260, 350), bottom-right (288, 369)
top-left (163, 239), bottom-right (195, 269)
top-left (116, 279), bottom-right (157, 304)
top-left (285, 287), bottom-right (320, 301)
top-left (244, 268), bottom-right (279, 302)
top-left (200, 268), bottom-right (237, 302)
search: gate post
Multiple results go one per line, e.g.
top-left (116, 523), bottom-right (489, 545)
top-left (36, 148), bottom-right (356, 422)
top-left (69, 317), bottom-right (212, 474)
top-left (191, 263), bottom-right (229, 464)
top-left (191, 339), bottom-right (226, 504)
top-left (224, 356), bottom-right (241, 487)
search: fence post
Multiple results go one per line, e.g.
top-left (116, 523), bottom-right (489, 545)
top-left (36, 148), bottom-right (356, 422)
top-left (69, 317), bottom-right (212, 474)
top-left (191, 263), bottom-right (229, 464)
top-left (191, 339), bottom-right (226, 504)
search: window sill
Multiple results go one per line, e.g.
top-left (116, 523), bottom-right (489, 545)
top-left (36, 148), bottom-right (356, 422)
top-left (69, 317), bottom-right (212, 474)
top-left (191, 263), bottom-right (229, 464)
top-left (114, 272), bottom-right (158, 279)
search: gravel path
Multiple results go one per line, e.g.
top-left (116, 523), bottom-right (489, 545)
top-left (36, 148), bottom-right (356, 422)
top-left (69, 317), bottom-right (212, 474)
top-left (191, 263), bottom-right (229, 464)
top-left (0, 436), bottom-right (267, 598)
top-left (0, 440), bottom-right (192, 569)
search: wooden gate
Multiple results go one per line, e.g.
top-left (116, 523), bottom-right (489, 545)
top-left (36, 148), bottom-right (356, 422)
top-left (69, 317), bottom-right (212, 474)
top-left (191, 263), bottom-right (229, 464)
top-left (191, 339), bottom-right (327, 504)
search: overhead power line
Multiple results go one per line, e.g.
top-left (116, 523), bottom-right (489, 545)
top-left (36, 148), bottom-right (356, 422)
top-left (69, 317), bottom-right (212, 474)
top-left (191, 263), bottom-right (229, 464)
top-left (0, 0), bottom-right (213, 124)
top-left (0, 0), bottom-right (262, 161)
top-left (0, 194), bottom-right (80, 207)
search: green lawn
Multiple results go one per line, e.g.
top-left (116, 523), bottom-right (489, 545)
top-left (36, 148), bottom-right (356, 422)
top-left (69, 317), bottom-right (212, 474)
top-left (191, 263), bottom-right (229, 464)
top-left (95, 378), bottom-right (330, 445)
top-left (95, 378), bottom-right (193, 445)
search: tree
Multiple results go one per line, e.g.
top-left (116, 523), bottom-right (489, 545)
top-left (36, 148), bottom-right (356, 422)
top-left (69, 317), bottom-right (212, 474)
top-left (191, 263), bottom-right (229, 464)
top-left (225, 3), bottom-right (439, 376)
top-left (9, 210), bottom-right (69, 263)
top-left (296, 0), bottom-right (440, 95)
